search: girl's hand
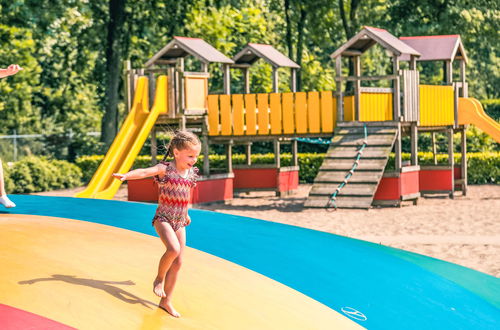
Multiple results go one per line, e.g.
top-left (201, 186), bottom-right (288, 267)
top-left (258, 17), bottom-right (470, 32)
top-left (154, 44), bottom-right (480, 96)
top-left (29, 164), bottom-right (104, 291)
top-left (186, 215), bottom-right (191, 226)
top-left (112, 173), bottom-right (127, 181)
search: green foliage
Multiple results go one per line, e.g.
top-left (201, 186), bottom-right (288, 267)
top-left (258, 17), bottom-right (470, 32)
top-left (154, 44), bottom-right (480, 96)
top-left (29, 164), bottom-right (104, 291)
top-left (76, 151), bottom-right (499, 185)
top-left (0, 24), bottom-right (42, 134)
top-left (482, 99), bottom-right (500, 121)
top-left (4, 157), bottom-right (82, 193)
top-left (385, 152), bottom-right (499, 184)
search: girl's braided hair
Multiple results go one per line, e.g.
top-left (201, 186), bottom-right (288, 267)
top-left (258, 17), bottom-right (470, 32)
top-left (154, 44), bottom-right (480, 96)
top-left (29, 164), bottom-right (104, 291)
top-left (162, 130), bottom-right (201, 162)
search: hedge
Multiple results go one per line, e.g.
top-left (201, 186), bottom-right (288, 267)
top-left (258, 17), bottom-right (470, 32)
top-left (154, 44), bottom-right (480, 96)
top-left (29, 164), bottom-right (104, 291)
top-left (76, 152), bottom-right (498, 185)
top-left (3, 157), bottom-right (83, 194)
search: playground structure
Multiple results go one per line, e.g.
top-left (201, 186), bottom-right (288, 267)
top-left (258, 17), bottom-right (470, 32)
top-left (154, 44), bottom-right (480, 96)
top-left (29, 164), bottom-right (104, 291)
top-left (77, 27), bottom-right (500, 208)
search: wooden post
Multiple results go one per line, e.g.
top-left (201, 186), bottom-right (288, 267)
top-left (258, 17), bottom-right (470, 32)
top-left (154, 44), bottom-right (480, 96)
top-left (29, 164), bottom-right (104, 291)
top-left (201, 62), bottom-right (208, 73)
top-left (392, 55), bottom-right (401, 121)
top-left (274, 140), bottom-right (281, 168)
top-left (335, 56), bottom-right (343, 122)
top-left (461, 126), bottom-right (467, 196)
top-left (395, 124), bottom-right (402, 171)
top-left (245, 142), bottom-right (252, 166)
top-left (292, 139), bottom-right (298, 167)
top-left (148, 72), bottom-right (156, 110)
top-left (460, 60), bottom-right (468, 97)
top-left (432, 132), bottom-right (437, 165)
top-left (168, 65), bottom-right (176, 117)
top-left (202, 116), bottom-right (210, 176)
top-left (151, 125), bottom-right (157, 165)
top-left (409, 56), bottom-right (417, 70)
top-left (410, 123), bottom-right (418, 165)
top-left (291, 68), bottom-right (297, 92)
top-left (445, 60), bottom-right (453, 84)
top-left (223, 64), bottom-right (231, 95)
top-left (125, 60), bottom-right (133, 112)
top-left (177, 58), bottom-right (184, 114)
top-left (353, 56), bottom-right (361, 121)
top-left (226, 140), bottom-right (233, 173)
top-left (272, 67), bottom-right (279, 93)
top-left (448, 128), bottom-right (455, 198)
top-left (453, 83), bottom-right (459, 128)
top-left (243, 67), bottom-right (250, 94)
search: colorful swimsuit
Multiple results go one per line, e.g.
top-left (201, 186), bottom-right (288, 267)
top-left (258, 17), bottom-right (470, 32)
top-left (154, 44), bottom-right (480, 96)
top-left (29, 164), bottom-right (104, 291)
top-left (152, 161), bottom-right (199, 231)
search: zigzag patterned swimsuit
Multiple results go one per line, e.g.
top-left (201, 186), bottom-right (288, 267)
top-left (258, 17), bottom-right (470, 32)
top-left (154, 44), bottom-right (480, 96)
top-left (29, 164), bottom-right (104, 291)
top-left (152, 161), bottom-right (199, 232)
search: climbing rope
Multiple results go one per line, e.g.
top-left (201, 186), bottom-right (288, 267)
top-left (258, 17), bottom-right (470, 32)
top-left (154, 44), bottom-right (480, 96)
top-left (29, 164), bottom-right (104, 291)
top-left (295, 137), bottom-right (332, 145)
top-left (327, 124), bottom-right (368, 210)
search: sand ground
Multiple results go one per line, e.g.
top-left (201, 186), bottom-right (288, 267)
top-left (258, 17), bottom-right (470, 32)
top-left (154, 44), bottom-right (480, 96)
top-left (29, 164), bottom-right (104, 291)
top-left (34, 184), bottom-right (500, 277)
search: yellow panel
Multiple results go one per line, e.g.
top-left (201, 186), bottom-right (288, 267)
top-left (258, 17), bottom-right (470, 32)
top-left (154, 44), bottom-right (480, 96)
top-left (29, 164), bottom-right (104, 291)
top-left (270, 93), bottom-right (282, 135)
top-left (320, 92), bottom-right (335, 132)
top-left (282, 93), bottom-right (295, 134)
top-left (359, 93), bottom-right (393, 121)
top-left (244, 94), bottom-right (257, 135)
top-left (295, 92), bottom-right (308, 134)
top-left (207, 95), bottom-right (220, 136)
top-left (0, 215), bottom-right (364, 330)
top-left (257, 93), bottom-right (270, 135)
top-left (344, 96), bottom-right (355, 121)
top-left (184, 76), bottom-right (208, 113)
top-left (308, 92), bottom-right (321, 133)
top-left (220, 94), bottom-right (232, 135)
top-left (419, 85), bottom-right (455, 126)
top-left (232, 94), bottom-right (245, 136)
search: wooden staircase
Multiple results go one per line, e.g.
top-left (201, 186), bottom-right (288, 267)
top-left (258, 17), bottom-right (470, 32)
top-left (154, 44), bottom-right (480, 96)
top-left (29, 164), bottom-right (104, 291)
top-left (305, 122), bottom-right (398, 209)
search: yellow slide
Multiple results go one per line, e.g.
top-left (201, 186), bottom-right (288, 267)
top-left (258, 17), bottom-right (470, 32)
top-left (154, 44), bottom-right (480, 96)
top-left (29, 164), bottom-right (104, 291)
top-left (458, 97), bottom-right (500, 143)
top-left (76, 75), bottom-right (168, 199)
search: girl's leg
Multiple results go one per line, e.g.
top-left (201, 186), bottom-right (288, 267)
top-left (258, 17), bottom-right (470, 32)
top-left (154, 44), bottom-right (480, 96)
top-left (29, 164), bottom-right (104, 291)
top-left (160, 226), bottom-right (186, 317)
top-left (153, 220), bottom-right (181, 299)
top-left (0, 159), bottom-right (15, 208)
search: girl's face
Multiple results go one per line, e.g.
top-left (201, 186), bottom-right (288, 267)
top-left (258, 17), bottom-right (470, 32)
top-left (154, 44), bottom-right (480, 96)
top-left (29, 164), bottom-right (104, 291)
top-left (173, 144), bottom-right (201, 170)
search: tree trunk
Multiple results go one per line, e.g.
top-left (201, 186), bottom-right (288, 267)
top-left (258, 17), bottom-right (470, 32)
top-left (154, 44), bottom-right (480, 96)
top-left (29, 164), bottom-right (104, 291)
top-left (338, 0), bottom-right (360, 93)
top-left (284, 0), bottom-right (293, 59)
top-left (296, 5), bottom-right (307, 91)
top-left (101, 0), bottom-right (126, 147)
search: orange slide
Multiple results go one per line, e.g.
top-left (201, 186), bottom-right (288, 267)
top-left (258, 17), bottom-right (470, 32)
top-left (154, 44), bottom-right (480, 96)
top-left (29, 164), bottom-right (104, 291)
top-left (458, 97), bottom-right (500, 143)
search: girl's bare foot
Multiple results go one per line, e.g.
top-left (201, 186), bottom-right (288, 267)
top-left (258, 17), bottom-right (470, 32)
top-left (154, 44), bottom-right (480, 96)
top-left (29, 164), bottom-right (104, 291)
top-left (153, 278), bottom-right (166, 298)
top-left (159, 299), bottom-right (181, 318)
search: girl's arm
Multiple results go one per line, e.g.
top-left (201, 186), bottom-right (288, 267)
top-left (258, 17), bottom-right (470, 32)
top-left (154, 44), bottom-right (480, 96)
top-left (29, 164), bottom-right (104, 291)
top-left (112, 164), bottom-right (164, 181)
top-left (0, 65), bottom-right (22, 79)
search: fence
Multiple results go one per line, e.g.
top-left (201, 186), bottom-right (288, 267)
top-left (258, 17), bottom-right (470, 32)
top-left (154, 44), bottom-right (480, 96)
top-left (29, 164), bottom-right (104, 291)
top-left (0, 131), bottom-right (100, 162)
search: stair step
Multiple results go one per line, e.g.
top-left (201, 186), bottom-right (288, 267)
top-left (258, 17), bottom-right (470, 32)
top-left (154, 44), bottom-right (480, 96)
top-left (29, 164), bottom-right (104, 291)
top-left (336, 127), bottom-right (398, 135)
top-left (331, 134), bottom-right (396, 146)
top-left (320, 158), bottom-right (387, 171)
top-left (314, 171), bottom-right (382, 184)
top-left (304, 195), bottom-right (373, 209)
top-left (325, 148), bottom-right (392, 159)
top-left (337, 121), bottom-right (399, 128)
top-left (309, 183), bottom-right (378, 196)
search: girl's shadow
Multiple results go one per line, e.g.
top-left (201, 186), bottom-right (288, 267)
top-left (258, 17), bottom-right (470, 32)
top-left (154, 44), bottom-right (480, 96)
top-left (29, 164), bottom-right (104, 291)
top-left (19, 274), bottom-right (157, 309)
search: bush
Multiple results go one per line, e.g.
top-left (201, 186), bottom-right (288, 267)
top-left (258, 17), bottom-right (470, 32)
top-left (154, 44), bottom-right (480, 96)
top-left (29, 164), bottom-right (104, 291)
top-left (76, 152), bottom-right (499, 185)
top-left (482, 99), bottom-right (500, 121)
top-left (4, 157), bottom-right (82, 194)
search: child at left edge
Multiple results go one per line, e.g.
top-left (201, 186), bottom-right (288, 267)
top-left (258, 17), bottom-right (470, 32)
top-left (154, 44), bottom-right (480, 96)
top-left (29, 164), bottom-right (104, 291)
top-left (112, 130), bottom-right (201, 318)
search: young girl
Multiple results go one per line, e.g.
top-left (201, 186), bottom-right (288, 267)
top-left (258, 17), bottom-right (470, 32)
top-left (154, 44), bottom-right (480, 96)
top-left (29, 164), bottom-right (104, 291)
top-left (112, 130), bottom-right (201, 318)
top-left (0, 64), bottom-right (22, 208)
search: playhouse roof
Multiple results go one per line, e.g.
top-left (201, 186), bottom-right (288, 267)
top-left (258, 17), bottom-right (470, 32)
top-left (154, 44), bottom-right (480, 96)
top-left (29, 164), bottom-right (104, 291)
top-left (399, 35), bottom-right (468, 63)
top-left (330, 26), bottom-right (421, 58)
top-left (232, 43), bottom-right (300, 68)
top-left (145, 37), bottom-right (234, 67)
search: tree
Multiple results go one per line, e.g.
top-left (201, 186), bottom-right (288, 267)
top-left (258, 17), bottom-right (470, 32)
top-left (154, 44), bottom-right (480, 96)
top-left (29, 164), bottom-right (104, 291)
top-left (101, 0), bottom-right (126, 147)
